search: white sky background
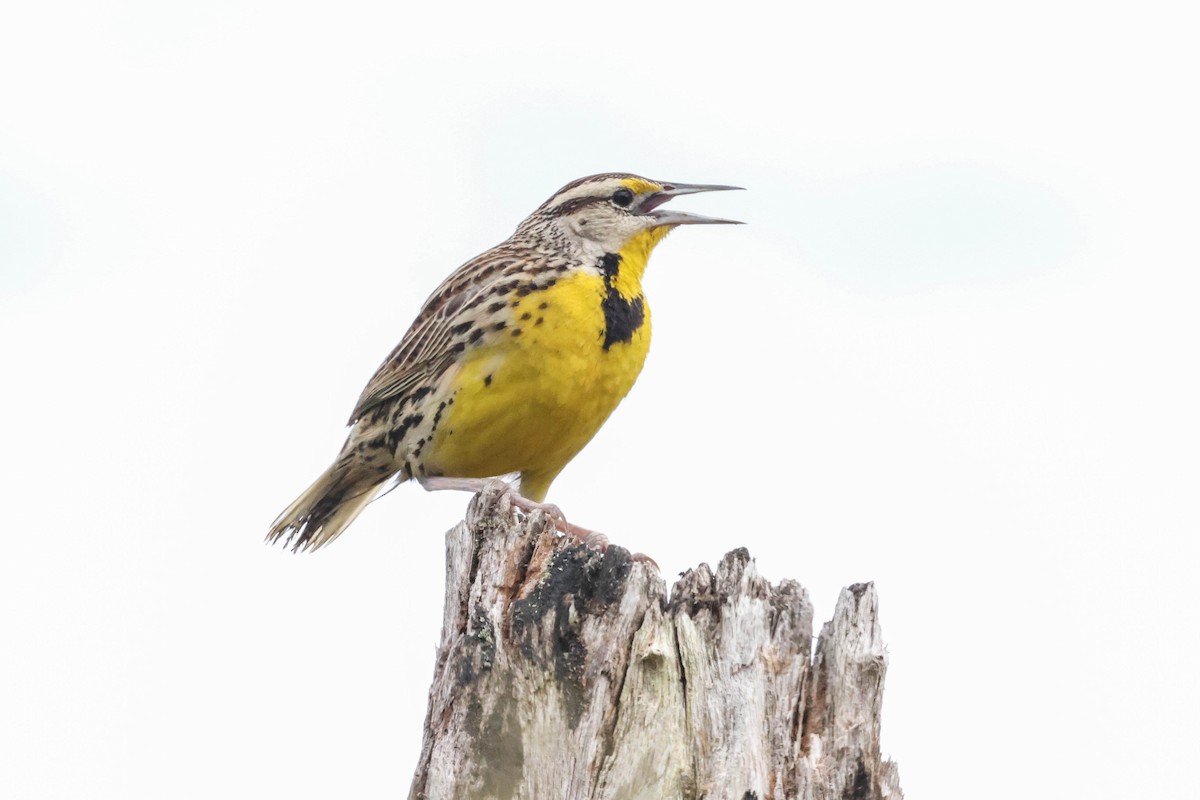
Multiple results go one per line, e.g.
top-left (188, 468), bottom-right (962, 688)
top-left (1, 1), bottom-right (1197, 797)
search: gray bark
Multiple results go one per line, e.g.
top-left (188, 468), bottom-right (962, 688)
top-left (410, 483), bottom-right (902, 800)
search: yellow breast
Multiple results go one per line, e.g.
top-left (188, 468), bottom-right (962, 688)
top-left (427, 228), bottom-right (669, 499)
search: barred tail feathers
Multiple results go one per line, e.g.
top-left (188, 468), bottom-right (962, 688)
top-left (268, 461), bottom-right (388, 552)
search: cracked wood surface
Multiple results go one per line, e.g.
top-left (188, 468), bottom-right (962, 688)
top-left (410, 483), bottom-right (902, 800)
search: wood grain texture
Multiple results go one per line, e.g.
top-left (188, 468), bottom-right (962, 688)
top-left (410, 482), bottom-right (902, 800)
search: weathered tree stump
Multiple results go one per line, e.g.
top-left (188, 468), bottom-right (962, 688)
top-left (410, 483), bottom-right (903, 800)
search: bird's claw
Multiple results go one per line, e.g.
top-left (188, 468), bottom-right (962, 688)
top-left (631, 552), bottom-right (659, 569)
top-left (583, 532), bottom-right (610, 551)
top-left (507, 493), bottom-right (610, 552)
top-left (509, 494), bottom-right (566, 523)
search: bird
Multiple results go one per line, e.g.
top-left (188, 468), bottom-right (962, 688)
top-left (268, 173), bottom-right (742, 552)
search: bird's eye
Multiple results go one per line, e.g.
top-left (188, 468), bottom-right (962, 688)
top-left (612, 188), bottom-right (634, 208)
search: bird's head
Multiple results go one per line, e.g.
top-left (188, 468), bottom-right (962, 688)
top-left (520, 173), bottom-right (743, 252)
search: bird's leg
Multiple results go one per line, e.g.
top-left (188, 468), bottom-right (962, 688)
top-left (418, 476), bottom-right (497, 494)
top-left (420, 475), bottom-right (547, 514)
top-left (418, 476), bottom-right (607, 550)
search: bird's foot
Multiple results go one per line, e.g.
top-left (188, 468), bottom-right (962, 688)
top-left (420, 476), bottom-right (609, 551)
top-left (507, 494), bottom-right (609, 551)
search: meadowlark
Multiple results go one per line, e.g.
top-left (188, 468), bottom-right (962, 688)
top-left (268, 173), bottom-right (742, 551)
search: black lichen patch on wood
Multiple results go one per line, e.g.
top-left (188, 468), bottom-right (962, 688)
top-left (846, 759), bottom-right (873, 800)
top-left (847, 582), bottom-right (872, 607)
top-left (509, 543), bottom-right (632, 729)
top-left (472, 677), bottom-right (524, 800)
top-left (463, 696), bottom-right (483, 741)
top-left (455, 601), bottom-right (497, 689)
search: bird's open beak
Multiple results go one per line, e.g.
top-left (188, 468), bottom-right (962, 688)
top-left (640, 182), bottom-right (745, 226)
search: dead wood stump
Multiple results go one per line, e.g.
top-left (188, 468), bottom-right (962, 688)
top-left (410, 483), bottom-right (902, 800)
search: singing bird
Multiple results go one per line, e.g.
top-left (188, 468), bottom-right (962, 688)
top-left (269, 173), bottom-right (742, 551)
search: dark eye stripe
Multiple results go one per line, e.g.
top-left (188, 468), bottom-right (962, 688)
top-left (549, 196), bottom-right (611, 216)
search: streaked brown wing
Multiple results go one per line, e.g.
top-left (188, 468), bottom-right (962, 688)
top-left (347, 242), bottom-right (528, 423)
top-left (347, 315), bottom-right (463, 424)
